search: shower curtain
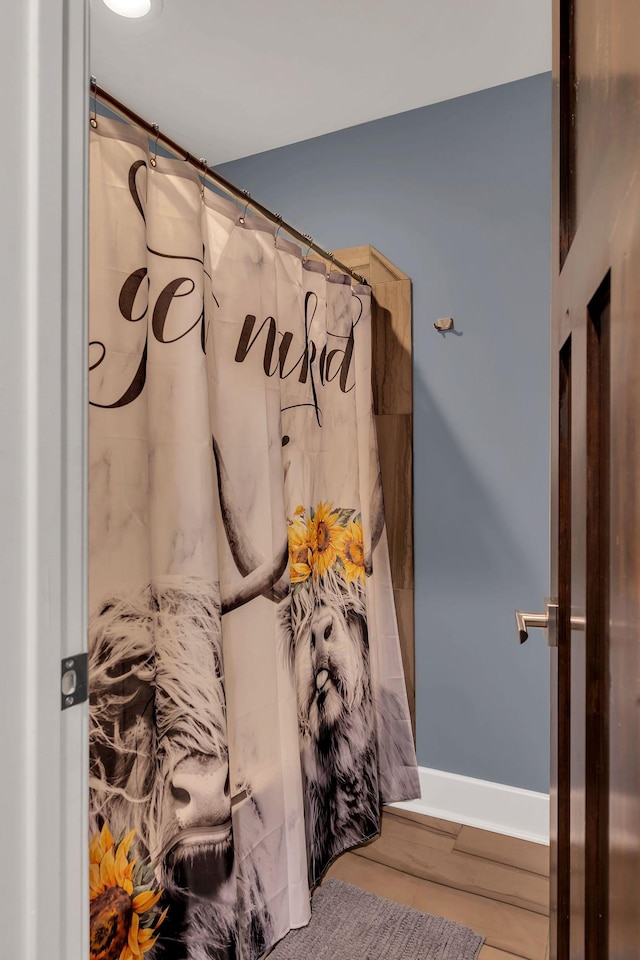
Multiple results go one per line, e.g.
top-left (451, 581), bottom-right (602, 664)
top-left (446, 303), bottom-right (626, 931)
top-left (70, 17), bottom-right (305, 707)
top-left (88, 118), bottom-right (419, 960)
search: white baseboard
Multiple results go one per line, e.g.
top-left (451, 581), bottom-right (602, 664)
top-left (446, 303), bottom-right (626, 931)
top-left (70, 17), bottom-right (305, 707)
top-left (391, 766), bottom-right (550, 845)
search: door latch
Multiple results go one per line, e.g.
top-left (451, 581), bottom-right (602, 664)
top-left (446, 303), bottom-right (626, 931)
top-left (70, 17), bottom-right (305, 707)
top-left (61, 653), bottom-right (88, 710)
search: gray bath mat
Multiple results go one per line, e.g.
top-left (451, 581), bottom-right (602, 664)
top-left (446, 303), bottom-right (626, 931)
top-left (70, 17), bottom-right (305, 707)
top-left (269, 878), bottom-right (485, 960)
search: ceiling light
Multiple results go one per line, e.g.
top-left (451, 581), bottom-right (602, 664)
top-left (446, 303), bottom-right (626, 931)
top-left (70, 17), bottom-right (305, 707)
top-left (102, 0), bottom-right (152, 17)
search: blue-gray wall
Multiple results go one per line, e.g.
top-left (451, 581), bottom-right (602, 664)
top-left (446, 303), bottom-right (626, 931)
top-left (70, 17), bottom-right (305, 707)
top-left (220, 74), bottom-right (552, 793)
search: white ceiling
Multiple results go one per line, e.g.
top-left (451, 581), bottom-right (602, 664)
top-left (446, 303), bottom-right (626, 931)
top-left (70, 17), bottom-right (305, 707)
top-left (90, 0), bottom-right (551, 165)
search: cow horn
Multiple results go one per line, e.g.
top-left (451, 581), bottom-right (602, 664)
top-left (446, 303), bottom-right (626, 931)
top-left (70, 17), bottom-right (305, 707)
top-left (221, 541), bottom-right (288, 614)
top-left (213, 436), bottom-right (289, 605)
top-left (365, 470), bottom-right (385, 576)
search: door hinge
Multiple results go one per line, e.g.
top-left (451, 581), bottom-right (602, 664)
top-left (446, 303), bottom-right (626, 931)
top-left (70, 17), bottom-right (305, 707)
top-left (61, 653), bottom-right (88, 710)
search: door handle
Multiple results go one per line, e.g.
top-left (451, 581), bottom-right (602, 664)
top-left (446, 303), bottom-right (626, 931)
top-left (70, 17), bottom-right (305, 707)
top-left (516, 598), bottom-right (557, 646)
top-left (515, 600), bottom-right (586, 647)
top-left (516, 609), bottom-right (550, 643)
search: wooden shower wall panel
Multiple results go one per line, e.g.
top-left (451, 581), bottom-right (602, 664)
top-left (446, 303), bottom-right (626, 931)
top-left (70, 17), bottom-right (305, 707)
top-left (334, 246), bottom-right (415, 734)
top-left (371, 280), bottom-right (412, 415)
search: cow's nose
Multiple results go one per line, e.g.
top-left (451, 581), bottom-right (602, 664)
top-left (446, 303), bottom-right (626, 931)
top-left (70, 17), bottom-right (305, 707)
top-left (170, 755), bottom-right (231, 829)
top-left (311, 610), bottom-right (334, 659)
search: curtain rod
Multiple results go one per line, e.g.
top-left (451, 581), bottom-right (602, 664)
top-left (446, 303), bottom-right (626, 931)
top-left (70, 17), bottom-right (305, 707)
top-left (91, 80), bottom-right (368, 286)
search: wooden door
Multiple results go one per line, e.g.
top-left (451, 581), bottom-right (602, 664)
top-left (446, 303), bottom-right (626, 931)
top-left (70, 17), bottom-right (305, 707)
top-left (550, 1), bottom-right (640, 958)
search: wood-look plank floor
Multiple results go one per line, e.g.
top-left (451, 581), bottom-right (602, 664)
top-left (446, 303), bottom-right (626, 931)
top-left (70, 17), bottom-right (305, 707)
top-left (324, 807), bottom-right (550, 960)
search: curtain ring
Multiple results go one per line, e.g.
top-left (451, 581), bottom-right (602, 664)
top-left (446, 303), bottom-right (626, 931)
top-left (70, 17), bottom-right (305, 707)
top-left (199, 157), bottom-right (208, 198)
top-left (90, 76), bottom-right (98, 129)
top-left (273, 215), bottom-right (283, 246)
top-left (239, 189), bottom-right (251, 224)
top-left (150, 123), bottom-right (160, 167)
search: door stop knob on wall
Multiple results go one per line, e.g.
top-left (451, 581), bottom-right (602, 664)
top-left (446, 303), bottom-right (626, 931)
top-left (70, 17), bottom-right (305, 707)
top-left (434, 317), bottom-right (455, 332)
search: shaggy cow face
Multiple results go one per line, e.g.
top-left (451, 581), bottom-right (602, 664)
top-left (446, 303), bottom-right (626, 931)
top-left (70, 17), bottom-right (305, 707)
top-left (286, 573), bottom-right (370, 744)
top-left (279, 572), bottom-right (379, 885)
top-left (89, 579), bottom-right (235, 903)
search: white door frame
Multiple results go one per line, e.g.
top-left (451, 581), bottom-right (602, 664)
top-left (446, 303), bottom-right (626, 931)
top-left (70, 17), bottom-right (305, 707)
top-left (0, 2), bottom-right (88, 959)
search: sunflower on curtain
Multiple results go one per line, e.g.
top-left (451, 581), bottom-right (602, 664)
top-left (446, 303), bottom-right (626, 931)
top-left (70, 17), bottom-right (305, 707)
top-left (87, 117), bottom-right (419, 960)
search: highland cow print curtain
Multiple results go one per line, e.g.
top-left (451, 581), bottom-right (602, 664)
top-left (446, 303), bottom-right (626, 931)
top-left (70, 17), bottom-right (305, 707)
top-left (88, 117), bottom-right (419, 960)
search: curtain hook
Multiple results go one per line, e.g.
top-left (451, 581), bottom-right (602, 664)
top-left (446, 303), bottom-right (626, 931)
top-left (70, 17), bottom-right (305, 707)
top-left (273, 214), bottom-right (283, 246)
top-left (199, 158), bottom-right (208, 198)
top-left (239, 189), bottom-right (251, 224)
top-left (302, 233), bottom-right (314, 263)
top-left (326, 252), bottom-right (336, 278)
top-left (90, 76), bottom-right (98, 129)
top-left (150, 123), bottom-right (160, 167)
